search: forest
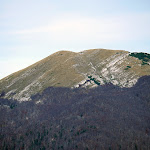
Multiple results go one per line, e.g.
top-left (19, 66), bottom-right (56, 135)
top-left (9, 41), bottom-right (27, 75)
top-left (0, 76), bottom-right (150, 150)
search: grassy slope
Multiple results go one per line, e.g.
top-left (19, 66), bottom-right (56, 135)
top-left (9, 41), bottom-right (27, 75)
top-left (0, 49), bottom-right (150, 100)
top-left (0, 51), bottom-right (83, 99)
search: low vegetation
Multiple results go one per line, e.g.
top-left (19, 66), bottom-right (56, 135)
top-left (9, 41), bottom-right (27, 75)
top-left (124, 66), bottom-right (131, 70)
top-left (129, 52), bottom-right (150, 65)
top-left (88, 75), bottom-right (100, 85)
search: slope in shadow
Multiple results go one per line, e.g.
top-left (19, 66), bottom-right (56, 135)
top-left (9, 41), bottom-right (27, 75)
top-left (0, 76), bottom-right (150, 150)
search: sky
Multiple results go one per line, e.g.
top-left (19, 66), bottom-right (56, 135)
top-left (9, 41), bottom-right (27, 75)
top-left (0, 0), bottom-right (150, 79)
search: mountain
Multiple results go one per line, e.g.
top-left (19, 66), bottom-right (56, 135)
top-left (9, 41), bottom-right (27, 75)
top-left (0, 49), bottom-right (150, 149)
top-left (0, 49), bottom-right (150, 101)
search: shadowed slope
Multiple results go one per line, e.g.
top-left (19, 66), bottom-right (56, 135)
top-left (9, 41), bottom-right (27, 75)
top-left (0, 76), bottom-right (150, 149)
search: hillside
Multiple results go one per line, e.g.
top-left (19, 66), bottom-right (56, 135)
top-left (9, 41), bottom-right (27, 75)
top-left (0, 49), bottom-right (150, 101)
top-left (0, 76), bottom-right (150, 150)
top-left (0, 49), bottom-right (150, 149)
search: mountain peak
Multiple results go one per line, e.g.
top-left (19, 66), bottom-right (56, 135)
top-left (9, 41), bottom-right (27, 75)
top-left (0, 49), bottom-right (150, 101)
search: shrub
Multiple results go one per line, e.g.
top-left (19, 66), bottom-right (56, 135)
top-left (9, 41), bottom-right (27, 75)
top-left (129, 52), bottom-right (150, 63)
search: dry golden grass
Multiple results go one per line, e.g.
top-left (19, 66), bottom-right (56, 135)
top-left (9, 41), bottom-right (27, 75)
top-left (0, 49), bottom-right (150, 99)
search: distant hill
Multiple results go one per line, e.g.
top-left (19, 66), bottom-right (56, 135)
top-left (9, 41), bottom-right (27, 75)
top-left (0, 49), bottom-right (150, 101)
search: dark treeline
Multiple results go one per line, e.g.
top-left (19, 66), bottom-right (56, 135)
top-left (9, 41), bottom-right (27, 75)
top-left (0, 76), bottom-right (150, 150)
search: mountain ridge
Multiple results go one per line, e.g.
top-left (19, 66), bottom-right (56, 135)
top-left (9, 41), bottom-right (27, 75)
top-left (0, 49), bottom-right (150, 101)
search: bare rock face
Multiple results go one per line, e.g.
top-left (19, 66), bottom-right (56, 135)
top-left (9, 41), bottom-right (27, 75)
top-left (0, 49), bottom-right (150, 101)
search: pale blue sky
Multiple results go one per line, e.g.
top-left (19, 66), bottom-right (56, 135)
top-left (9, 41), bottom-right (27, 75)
top-left (0, 0), bottom-right (150, 79)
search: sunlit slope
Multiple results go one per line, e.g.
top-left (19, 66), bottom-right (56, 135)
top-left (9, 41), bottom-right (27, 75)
top-left (0, 51), bottom-right (82, 100)
top-left (74, 49), bottom-right (150, 88)
top-left (0, 49), bottom-right (150, 101)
